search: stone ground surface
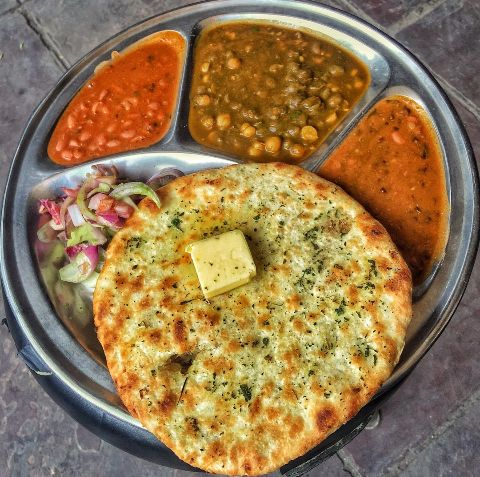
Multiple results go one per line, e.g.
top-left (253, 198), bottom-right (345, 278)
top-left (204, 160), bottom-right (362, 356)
top-left (1, 0), bottom-right (479, 476)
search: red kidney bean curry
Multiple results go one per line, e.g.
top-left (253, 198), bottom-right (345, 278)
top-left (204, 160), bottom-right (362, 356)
top-left (188, 22), bottom-right (369, 162)
top-left (48, 31), bottom-right (185, 165)
top-left (320, 96), bottom-right (449, 284)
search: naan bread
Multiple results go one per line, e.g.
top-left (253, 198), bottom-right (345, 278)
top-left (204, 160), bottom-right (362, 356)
top-left (94, 163), bottom-right (412, 475)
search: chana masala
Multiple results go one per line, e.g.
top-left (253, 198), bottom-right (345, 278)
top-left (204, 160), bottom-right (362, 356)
top-left (48, 31), bottom-right (185, 165)
top-left (320, 96), bottom-right (449, 284)
top-left (189, 22), bottom-right (369, 162)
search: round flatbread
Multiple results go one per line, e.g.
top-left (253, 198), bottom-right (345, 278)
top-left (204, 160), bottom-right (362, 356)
top-left (94, 162), bottom-right (412, 475)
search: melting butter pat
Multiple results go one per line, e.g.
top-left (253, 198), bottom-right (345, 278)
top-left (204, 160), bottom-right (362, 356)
top-left (186, 230), bottom-right (256, 299)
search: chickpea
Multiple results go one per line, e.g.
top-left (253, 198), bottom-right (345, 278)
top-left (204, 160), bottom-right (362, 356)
top-left (329, 65), bottom-right (345, 77)
top-left (265, 136), bottom-right (282, 154)
top-left (286, 60), bottom-right (300, 73)
top-left (328, 93), bottom-right (343, 108)
top-left (194, 94), bottom-right (211, 107)
top-left (286, 125), bottom-right (300, 137)
top-left (269, 63), bottom-right (284, 73)
top-left (227, 57), bottom-right (241, 69)
top-left (320, 87), bottom-right (331, 101)
top-left (201, 115), bottom-right (214, 129)
top-left (297, 68), bottom-right (312, 84)
top-left (301, 126), bottom-right (318, 142)
top-left (301, 96), bottom-right (321, 114)
top-left (311, 42), bottom-right (322, 55)
top-left (202, 74), bottom-right (210, 83)
top-left (248, 146), bottom-right (262, 157)
top-left (289, 143), bottom-right (305, 159)
top-left (256, 128), bottom-right (269, 139)
top-left (325, 112), bottom-right (337, 124)
top-left (291, 111), bottom-right (307, 127)
top-left (242, 109), bottom-right (259, 122)
top-left (207, 131), bottom-right (221, 144)
top-left (252, 140), bottom-right (265, 151)
top-left (200, 62), bottom-right (210, 73)
top-left (282, 138), bottom-right (293, 151)
top-left (240, 122), bottom-right (256, 138)
top-left (354, 79), bottom-right (364, 89)
top-left (287, 95), bottom-right (303, 109)
top-left (268, 120), bottom-right (280, 133)
top-left (216, 113), bottom-right (231, 129)
top-left (265, 77), bottom-right (276, 89)
top-left (286, 82), bottom-right (302, 95)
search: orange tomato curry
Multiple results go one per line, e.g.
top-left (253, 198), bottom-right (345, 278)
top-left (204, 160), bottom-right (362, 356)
top-left (48, 31), bottom-right (185, 165)
top-left (320, 96), bottom-right (448, 284)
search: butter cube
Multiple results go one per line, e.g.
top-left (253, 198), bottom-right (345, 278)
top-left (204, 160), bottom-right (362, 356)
top-left (186, 230), bottom-right (256, 299)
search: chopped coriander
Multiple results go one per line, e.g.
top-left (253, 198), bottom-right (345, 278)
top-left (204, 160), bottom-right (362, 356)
top-left (171, 217), bottom-right (183, 231)
top-left (239, 384), bottom-right (252, 401)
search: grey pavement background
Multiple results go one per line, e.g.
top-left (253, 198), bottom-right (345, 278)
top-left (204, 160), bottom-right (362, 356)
top-left (1, 1), bottom-right (480, 476)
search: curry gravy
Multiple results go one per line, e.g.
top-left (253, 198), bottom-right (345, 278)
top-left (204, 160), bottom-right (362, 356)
top-left (48, 31), bottom-right (185, 165)
top-left (320, 96), bottom-right (448, 284)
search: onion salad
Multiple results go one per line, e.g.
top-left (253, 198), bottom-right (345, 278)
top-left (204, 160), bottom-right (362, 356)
top-left (37, 165), bottom-right (184, 284)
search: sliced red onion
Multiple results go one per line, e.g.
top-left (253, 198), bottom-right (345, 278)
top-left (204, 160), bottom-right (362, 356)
top-left (61, 187), bottom-right (79, 198)
top-left (147, 168), bottom-right (184, 189)
top-left (65, 244), bottom-right (84, 259)
top-left (59, 246), bottom-right (98, 283)
top-left (110, 182), bottom-right (161, 208)
top-left (92, 164), bottom-right (118, 177)
top-left (97, 176), bottom-right (117, 185)
top-left (67, 204), bottom-right (86, 226)
top-left (82, 245), bottom-right (99, 268)
top-left (120, 196), bottom-right (137, 211)
top-left (65, 244), bottom-right (98, 262)
top-left (88, 192), bottom-right (108, 210)
top-left (97, 212), bottom-right (123, 228)
top-left (114, 201), bottom-right (133, 219)
top-left (49, 218), bottom-right (65, 231)
top-left (37, 221), bottom-right (57, 243)
top-left (59, 196), bottom-right (75, 228)
top-left (39, 199), bottom-right (62, 225)
top-left (87, 182), bottom-right (111, 198)
top-left (76, 177), bottom-right (99, 223)
top-left (90, 226), bottom-right (108, 244)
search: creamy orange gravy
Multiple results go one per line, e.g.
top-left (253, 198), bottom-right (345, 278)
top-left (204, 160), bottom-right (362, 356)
top-left (48, 31), bottom-right (185, 165)
top-left (320, 96), bottom-right (448, 284)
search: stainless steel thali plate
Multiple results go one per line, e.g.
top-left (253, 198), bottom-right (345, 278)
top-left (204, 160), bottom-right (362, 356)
top-left (1, 1), bottom-right (478, 474)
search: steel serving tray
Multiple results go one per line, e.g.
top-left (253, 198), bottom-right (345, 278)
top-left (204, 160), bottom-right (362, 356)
top-left (1, 1), bottom-right (478, 475)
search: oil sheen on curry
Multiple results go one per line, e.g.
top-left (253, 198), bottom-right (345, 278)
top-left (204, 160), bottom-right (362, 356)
top-left (48, 31), bottom-right (185, 165)
top-left (189, 22), bottom-right (369, 162)
top-left (320, 96), bottom-right (448, 284)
